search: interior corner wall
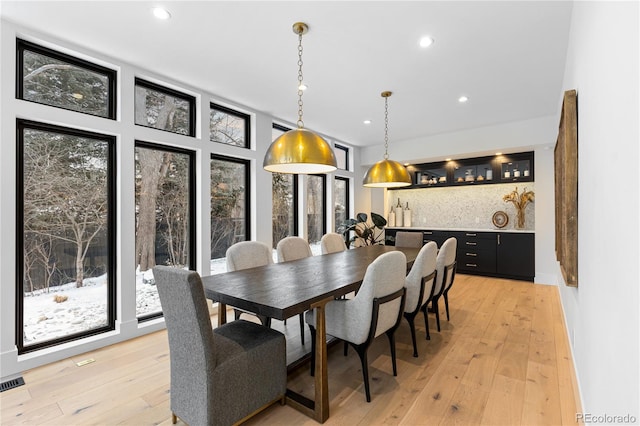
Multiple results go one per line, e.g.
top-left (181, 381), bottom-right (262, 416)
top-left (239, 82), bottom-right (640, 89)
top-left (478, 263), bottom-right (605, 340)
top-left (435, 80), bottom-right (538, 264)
top-left (557, 1), bottom-right (639, 418)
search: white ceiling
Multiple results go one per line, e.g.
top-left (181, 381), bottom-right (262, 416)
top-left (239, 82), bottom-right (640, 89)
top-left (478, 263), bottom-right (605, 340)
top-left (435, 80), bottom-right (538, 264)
top-left (1, 1), bottom-right (573, 149)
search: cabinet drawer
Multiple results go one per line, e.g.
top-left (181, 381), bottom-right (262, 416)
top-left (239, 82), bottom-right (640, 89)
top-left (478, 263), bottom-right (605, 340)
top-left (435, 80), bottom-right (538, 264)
top-left (457, 248), bottom-right (496, 273)
top-left (458, 237), bottom-right (494, 251)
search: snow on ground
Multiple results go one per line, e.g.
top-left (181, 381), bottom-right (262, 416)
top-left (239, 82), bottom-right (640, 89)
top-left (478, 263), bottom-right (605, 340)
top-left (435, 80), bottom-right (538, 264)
top-left (23, 243), bottom-right (322, 345)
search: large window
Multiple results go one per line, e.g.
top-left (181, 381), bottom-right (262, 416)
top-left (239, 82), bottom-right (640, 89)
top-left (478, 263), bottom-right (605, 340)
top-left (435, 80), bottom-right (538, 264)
top-left (210, 155), bottom-right (250, 275)
top-left (17, 120), bottom-right (116, 353)
top-left (134, 78), bottom-right (196, 136)
top-left (334, 177), bottom-right (349, 232)
top-left (17, 39), bottom-right (116, 119)
top-left (135, 142), bottom-right (196, 320)
top-left (210, 103), bottom-right (250, 148)
top-left (307, 174), bottom-right (326, 246)
top-left (272, 124), bottom-right (298, 248)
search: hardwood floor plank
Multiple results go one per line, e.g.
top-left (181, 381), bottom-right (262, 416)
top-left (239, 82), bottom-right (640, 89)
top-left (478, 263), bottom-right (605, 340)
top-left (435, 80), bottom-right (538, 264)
top-left (0, 274), bottom-right (581, 426)
top-left (480, 374), bottom-right (526, 426)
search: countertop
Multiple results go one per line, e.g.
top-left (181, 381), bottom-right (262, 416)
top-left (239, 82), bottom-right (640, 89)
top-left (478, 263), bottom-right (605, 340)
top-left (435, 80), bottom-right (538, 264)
top-left (385, 226), bottom-right (534, 234)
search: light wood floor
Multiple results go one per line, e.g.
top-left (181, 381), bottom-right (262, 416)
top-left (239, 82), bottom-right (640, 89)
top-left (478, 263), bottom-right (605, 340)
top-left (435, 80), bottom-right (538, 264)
top-left (1, 274), bottom-right (582, 425)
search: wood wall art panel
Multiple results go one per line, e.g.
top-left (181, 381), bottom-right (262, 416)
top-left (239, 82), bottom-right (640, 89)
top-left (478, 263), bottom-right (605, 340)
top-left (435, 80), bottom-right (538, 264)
top-left (555, 89), bottom-right (578, 287)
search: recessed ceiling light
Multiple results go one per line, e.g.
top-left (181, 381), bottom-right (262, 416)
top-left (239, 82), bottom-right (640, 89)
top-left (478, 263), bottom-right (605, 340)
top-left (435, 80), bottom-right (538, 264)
top-left (152, 7), bottom-right (171, 20)
top-left (363, 120), bottom-right (372, 125)
top-left (419, 36), bottom-right (434, 48)
top-left (458, 96), bottom-right (469, 103)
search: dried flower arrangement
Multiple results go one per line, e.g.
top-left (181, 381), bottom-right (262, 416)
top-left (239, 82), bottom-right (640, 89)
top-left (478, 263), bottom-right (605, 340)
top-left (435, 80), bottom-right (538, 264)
top-left (503, 187), bottom-right (535, 228)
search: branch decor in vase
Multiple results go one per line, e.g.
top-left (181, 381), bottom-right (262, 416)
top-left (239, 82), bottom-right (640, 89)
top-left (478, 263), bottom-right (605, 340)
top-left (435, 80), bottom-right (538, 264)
top-left (503, 187), bottom-right (535, 229)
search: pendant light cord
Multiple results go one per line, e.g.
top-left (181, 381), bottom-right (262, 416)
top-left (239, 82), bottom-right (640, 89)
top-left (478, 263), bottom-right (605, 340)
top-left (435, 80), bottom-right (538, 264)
top-left (383, 95), bottom-right (389, 159)
top-left (297, 32), bottom-right (304, 129)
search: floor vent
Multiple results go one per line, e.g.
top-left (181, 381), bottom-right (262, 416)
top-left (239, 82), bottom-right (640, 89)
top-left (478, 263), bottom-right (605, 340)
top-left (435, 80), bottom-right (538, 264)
top-left (0, 377), bottom-right (25, 392)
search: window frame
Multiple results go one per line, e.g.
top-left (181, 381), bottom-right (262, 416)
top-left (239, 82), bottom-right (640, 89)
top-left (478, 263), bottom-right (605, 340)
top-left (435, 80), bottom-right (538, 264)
top-left (134, 140), bottom-right (197, 322)
top-left (209, 103), bottom-right (251, 149)
top-left (334, 176), bottom-right (350, 232)
top-left (307, 173), bottom-right (327, 243)
top-left (134, 78), bottom-right (197, 137)
top-left (16, 119), bottom-right (117, 354)
top-left (272, 123), bottom-right (299, 240)
top-left (210, 153), bottom-right (251, 258)
top-left (334, 143), bottom-right (350, 171)
top-left (16, 39), bottom-right (117, 120)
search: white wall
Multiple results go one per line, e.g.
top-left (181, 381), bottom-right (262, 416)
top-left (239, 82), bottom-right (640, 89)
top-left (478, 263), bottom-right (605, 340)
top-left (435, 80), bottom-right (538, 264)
top-left (556, 1), bottom-right (639, 418)
top-left (0, 20), bottom-right (357, 380)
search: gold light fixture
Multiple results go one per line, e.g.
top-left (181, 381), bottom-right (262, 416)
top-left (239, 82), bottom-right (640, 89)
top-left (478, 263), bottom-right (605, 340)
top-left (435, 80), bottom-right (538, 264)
top-left (263, 22), bottom-right (337, 174)
top-left (362, 91), bottom-right (412, 187)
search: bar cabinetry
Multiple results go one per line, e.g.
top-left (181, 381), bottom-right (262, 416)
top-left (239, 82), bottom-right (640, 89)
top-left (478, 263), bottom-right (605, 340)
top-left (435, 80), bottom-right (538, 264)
top-left (385, 228), bottom-right (534, 281)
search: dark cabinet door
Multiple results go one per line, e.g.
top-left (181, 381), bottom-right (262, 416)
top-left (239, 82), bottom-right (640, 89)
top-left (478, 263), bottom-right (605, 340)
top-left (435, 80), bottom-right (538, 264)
top-left (496, 233), bottom-right (535, 281)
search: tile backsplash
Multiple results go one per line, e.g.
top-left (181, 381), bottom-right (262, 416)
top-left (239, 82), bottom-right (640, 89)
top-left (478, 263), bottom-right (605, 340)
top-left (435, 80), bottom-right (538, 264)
top-left (387, 182), bottom-right (535, 231)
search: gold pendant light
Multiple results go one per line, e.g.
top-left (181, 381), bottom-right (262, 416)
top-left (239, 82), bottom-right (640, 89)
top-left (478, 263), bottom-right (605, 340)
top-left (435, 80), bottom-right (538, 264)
top-left (363, 91), bottom-right (412, 187)
top-left (263, 22), bottom-right (337, 174)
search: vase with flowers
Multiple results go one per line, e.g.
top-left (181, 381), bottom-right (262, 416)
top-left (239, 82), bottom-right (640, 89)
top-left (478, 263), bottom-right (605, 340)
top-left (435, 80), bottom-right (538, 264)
top-left (503, 187), bottom-right (535, 229)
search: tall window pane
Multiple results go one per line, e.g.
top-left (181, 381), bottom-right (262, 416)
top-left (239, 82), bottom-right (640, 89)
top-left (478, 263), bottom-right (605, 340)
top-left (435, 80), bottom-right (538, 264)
top-left (17, 39), bottom-right (116, 119)
top-left (210, 103), bottom-right (250, 148)
top-left (272, 124), bottom-right (298, 248)
top-left (135, 142), bottom-right (195, 320)
top-left (134, 78), bottom-right (195, 136)
top-left (307, 174), bottom-right (326, 247)
top-left (210, 155), bottom-right (250, 275)
top-left (18, 120), bottom-right (115, 353)
top-left (334, 177), bottom-right (349, 232)
top-left (335, 144), bottom-right (349, 171)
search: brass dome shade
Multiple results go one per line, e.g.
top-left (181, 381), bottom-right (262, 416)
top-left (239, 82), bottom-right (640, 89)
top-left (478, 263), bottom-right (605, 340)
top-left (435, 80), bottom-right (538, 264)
top-left (263, 128), bottom-right (337, 174)
top-left (263, 22), bottom-right (337, 174)
top-left (363, 91), bottom-right (411, 187)
top-left (362, 158), bottom-right (411, 187)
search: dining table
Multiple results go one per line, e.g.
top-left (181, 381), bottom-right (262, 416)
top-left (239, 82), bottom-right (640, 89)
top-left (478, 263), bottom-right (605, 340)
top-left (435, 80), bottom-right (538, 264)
top-left (201, 244), bottom-right (420, 423)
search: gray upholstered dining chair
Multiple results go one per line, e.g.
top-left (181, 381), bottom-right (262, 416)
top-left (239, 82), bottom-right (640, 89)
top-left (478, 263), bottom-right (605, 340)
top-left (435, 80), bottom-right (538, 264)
top-left (226, 240), bottom-right (274, 326)
top-left (276, 236), bottom-right (313, 344)
top-left (403, 241), bottom-right (438, 357)
top-left (320, 232), bottom-right (347, 254)
top-left (431, 237), bottom-right (457, 331)
top-left (153, 266), bottom-right (287, 426)
top-left (395, 231), bottom-right (423, 248)
top-left (305, 251), bottom-right (407, 402)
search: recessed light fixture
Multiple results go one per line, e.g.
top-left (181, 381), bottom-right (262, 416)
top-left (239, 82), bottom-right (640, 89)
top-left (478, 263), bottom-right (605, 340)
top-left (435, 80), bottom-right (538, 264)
top-left (363, 120), bottom-right (372, 125)
top-left (419, 36), bottom-right (434, 48)
top-left (152, 7), bottom-right (171, 20)
top-left (458, 95), bottom-right (469, 103)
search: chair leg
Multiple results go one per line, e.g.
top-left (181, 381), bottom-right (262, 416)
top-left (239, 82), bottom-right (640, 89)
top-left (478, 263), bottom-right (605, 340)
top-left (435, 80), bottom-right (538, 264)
top-left (258, 315), bottom-right (271, 327)
top-left (422, 305), bottom-right (431, 340)
top-left (171, 413), bottom-right (177, 424)
top-left (344, 341), bottom-right (349, 356)
top-left (386, 330), bottom-right (398, 376)
top-left (299, 313), bottom-right (305, 345)
top-left (309, 325), bottom-right (316, 377)
top-left (433, 298), bottom-right (441, 332)
top-left (404, 313), bottom-right (419, 357)
top-left (234, 309), bottom-right (242, 321)
top-left (354, 345), bottom-right (371, 402)
top-left (444, 291), bottom-right (450, 321)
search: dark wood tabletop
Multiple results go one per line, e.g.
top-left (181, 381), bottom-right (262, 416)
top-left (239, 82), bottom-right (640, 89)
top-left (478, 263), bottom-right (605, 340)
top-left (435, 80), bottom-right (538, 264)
top-left (201, 245), bottom-right (420, 321)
